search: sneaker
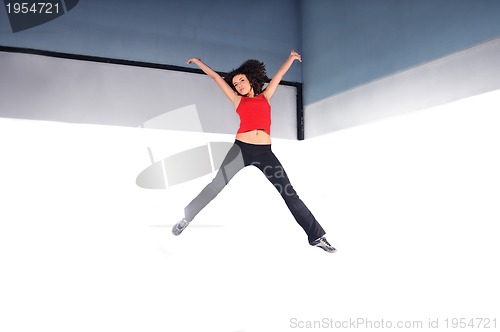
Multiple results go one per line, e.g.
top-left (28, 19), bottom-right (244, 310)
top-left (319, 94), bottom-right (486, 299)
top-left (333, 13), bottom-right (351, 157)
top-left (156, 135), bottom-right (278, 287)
top-left (311, 236), bottom-right (337, 253)
top-left (172, 218), bottom-right (190, 236)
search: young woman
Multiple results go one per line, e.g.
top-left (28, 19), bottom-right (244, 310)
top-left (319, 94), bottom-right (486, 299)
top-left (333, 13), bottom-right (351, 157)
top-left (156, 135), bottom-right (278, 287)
top-left (172, 50), bottom-right (336, 253)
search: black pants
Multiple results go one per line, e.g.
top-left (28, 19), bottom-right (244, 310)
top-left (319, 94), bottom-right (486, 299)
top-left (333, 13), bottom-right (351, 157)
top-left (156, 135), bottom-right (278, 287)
top-left (184, 140), bottom-right (325, 244)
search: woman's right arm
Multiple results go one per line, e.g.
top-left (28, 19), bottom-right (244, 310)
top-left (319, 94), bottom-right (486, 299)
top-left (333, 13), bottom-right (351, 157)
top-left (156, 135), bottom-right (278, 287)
top-left (187, 58), bottom-right (240, 106)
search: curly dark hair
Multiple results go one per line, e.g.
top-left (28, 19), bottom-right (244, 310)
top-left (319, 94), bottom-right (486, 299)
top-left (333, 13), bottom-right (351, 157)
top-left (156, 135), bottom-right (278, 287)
top-left (224, 59), bottom-right (269, 96)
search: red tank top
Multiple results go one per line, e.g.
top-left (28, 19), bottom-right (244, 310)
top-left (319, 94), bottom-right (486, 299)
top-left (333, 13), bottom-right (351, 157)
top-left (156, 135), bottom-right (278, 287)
top-left (236, 94), bottom-right (271, 135)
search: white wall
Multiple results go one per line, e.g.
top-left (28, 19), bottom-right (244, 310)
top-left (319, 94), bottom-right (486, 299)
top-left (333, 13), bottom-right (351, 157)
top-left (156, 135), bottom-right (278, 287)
top-left (0, 51), bottom-right (298, 139)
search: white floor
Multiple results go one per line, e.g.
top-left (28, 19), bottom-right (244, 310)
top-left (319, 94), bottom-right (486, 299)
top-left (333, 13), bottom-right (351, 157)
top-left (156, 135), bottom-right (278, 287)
top-left (1, 90), bottom-right (499, 332)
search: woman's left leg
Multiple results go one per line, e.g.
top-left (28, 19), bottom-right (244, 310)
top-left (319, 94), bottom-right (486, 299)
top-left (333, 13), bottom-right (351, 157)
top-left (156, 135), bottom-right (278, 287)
top-left (251, 148), bottom-right (326, 244)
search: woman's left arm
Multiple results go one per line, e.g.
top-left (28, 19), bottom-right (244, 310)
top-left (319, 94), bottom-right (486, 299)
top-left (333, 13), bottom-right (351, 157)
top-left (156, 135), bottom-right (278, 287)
top-left (263, 50), bottom-right (302, 100)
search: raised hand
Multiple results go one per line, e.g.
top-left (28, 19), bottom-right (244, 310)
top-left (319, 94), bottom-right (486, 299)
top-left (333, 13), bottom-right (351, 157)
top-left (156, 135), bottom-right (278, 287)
top-left (186, 57), bottom-right (201, 65)
top-left (289, 49), bottom-right (302, 62)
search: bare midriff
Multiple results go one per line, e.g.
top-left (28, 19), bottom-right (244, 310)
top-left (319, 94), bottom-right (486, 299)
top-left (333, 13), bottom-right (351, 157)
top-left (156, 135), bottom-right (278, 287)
top-left (235, 129), bottom-right (271, 145)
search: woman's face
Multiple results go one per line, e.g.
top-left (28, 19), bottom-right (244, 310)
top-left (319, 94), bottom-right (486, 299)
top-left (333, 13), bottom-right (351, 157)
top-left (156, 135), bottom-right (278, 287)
top-left (232, 74), bottom-right (253, 96)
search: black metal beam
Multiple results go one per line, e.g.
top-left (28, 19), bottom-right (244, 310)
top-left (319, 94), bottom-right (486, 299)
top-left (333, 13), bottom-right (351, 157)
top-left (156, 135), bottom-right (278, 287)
top-left (0, 45), bottom-right (305, 140)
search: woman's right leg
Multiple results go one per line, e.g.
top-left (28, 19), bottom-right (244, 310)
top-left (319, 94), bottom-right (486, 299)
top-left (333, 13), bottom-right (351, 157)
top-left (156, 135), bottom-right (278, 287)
top-left (183, 142), bottom-right (246, 222)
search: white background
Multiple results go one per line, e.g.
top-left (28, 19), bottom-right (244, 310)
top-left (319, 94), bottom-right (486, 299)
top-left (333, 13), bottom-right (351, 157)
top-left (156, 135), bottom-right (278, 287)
top-left (1, 90), bottom-right (499, 332)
